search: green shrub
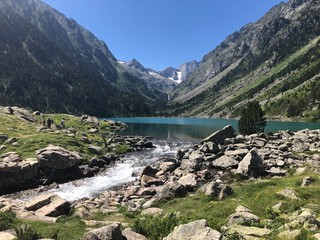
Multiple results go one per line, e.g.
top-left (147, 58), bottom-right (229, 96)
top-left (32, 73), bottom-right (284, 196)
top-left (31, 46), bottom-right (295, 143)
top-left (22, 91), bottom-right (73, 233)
top-left (0, 211), bottom-right (16, 231)
top-left (132, 213), bottom-right (183, 240)
top-left (15, 224), bottom-right (42, 240)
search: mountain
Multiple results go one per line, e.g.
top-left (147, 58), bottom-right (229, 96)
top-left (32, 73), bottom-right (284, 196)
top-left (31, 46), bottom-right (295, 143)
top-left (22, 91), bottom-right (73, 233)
top-left (119, 59), bottom-right (178, 94)
top-left (119, 59), bottom-right (199, 94)
top-left (166, 0), bottom-right (320, 121)
top-left (0, 0), bottom-right (166, 117)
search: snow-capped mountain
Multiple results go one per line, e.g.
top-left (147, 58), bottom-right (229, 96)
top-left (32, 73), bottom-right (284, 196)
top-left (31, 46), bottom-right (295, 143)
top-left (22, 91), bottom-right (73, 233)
top-left (118, 59), bottom-right (199, 92)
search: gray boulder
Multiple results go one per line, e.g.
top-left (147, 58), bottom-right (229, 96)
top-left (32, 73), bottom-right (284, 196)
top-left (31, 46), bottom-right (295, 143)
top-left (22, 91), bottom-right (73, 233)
top-left (201, 125), bottom-right (236, 144)
top-left (83, 223), bottom-right (123, 240)
top-left (122, 228), bottom-right (147, 240)
top-left (163, 219), bottom-right (221, 240)
top-left (226, 205), bottom-right (260, 226)
top-left (26, 193), bottom-right (71, 218)
top-left (36, 145), bottom-right (84, 169)
top-left (212, 156), bottom-right (239, 169)
top-left (0, 156), bottom-right (39, 193)
top-left (154, 182), bottom-right (187, 201)
top-left (235, 150), bottom-right (264, 178)
top-left (201, 181), bottom-right (233, 200)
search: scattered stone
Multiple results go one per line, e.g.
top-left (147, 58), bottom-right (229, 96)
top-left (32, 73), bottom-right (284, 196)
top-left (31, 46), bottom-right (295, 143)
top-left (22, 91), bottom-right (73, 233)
top-left (0, 232), bottom-right (16, 240)
top-left (201, 181), bottom-right (233, 200)
top-left (163, 219), bottom-right (221, 240)
top-left (177, 173), bottom-right (197, 191)
top-left (226, 225), bottom-right (271, 239)
top-left (87, 145), bottom-right (102, 155)
top-left (278, 229), bottom-right (301, 239)
top-left (122, 228), bottom-right (147, 240)
top-left (276, 187), bottom-right (300, 200)
top-left (212, 156), bottom-right (239, 169)
top-left (226, 205), bottom-right (260, 226)
top-left (201, 125), bottom-right (236, 144)
top-left (301, 176), bottom-right (314, 187)
top-left (83, 223), bottom-right (123, 240)
top-left (235, 150), bottom-right (264, 178)
top-left (141, 207), bottom-right (163, 216)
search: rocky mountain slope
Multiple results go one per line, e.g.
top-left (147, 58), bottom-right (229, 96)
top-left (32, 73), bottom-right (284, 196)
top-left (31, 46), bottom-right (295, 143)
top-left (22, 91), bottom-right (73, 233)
top-left (0, 0), bottom-right (166, 117)
top-left (119, 59), bottom-right (199, 93)
top-left (167, 0), bottom-right (320, 121)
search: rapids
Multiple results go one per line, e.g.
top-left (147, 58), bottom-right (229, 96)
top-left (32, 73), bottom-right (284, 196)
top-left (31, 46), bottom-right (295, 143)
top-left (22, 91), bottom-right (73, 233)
top-left (51, 140), bottom-right (193, 201)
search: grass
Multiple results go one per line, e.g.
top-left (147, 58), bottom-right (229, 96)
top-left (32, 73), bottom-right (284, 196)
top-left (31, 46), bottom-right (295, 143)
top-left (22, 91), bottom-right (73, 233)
top-left (119, 169), bottom-right (320, 239)
top-left (0, 112), bottom-right (125, 160)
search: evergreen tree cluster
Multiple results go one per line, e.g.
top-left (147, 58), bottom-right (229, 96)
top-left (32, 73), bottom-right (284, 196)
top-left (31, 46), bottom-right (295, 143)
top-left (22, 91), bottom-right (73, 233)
top-left (238, 101), bottom-right (266, 135)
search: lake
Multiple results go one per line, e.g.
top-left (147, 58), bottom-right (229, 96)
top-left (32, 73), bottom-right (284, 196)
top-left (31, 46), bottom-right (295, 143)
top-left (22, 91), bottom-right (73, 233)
top-left (107, 117), bottom-right (320, 141)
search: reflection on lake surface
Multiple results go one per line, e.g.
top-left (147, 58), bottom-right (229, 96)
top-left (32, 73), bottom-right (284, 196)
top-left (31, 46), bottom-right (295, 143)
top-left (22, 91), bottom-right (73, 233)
top-left (106, 117), bottom-right (320, 141)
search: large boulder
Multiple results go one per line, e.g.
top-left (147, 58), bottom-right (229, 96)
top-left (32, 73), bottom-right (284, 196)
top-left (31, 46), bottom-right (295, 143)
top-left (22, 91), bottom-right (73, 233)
top-left (36, 145), bottom-right (84, 169)
top-left (154, 182), bottom-right (187, 201)
top-left (163, 219), bottom-right (221, 240)
top-left (201, 181), bottom-right (233, 200)
top-left (0, 154), bottom-right (39, 193)
top-left (177, 173), bottom-right (197, 191)
top-left (25, 193), bottom-right (71, 218)
top-left (201, 125), bottom-right (236, 144)
top-left (235, 150), bottom-right (264, 178)
top-left (83, 223), bottom-right (124, 240)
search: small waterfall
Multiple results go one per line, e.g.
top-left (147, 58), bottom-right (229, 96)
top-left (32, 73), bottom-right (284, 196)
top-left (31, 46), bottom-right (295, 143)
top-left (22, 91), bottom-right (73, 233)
top-left (51, 140), bottom-right (192, 201)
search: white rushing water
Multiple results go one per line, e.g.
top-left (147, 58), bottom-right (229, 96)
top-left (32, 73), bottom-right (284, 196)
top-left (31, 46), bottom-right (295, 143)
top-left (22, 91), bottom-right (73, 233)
top-left (51, 140), bottom-right (192, 201)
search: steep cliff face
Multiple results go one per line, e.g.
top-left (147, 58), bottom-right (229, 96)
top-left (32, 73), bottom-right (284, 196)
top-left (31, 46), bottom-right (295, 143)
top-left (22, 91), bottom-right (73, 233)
top-left (166, 0), bottom-right (320, 120)
top-left (0, 0), bottom-right (166, 116)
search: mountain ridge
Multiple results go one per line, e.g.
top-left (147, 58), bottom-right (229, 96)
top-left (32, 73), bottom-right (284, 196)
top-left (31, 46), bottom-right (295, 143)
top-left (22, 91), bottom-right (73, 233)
top-left (165, 0), bottom-right (320, 121)
top-left (0, 0), bottom-right (167, 117)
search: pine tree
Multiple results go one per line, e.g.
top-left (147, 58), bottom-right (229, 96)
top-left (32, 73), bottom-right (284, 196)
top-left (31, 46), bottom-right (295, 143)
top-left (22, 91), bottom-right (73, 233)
top-left (238, 101), bottom-right (266, 135)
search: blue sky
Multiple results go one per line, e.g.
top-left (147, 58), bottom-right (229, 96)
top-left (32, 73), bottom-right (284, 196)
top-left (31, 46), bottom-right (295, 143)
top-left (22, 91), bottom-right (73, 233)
top-left (42, 0), bottom-right (286, 71)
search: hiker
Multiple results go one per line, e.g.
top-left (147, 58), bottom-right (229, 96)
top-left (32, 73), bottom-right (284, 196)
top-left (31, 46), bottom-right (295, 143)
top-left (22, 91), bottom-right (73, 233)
top-left (61, 118), bottom-right (65, 129)
top-left (47, 118), bottom-right (52, 128)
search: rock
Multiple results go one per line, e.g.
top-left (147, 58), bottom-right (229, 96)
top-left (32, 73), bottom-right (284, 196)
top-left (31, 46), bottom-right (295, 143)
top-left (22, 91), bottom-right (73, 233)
top-left (26, 193), bottom-right (71, 218)
top-left (36, 145), bottom-right (84, 169)
top-left (226, 225), bottom-right (271, 239)
top-left (201, 125), bottom-right (236, 145)
top-left (0, 134), bottom-right (8, 143)
top-left (278, 229), bottom-right (301, 239)
top-left (1, 152), bottom-right (22, 162)
top-left (314, 233), bottom-right (320, 240)
top-left (235, 150), bottom-right (264, 178)
top-left (89, 158), bottom-right (109, 168)
top-left (141, 207), bottom-right (163, 216)
top-left (212, 156), bottom-right (239, 169)
top-left (25, 193), bottom-right (56, 211)
top-left (163, 219), bottom-right (221, 240)
top-left (177, 173), bottom-right (197, 191)
top-left (4, 137), bottom-right (17, 145)
top-left (224, 149), bottom-right (249, 158)
top-left (266, 167), bottom-right (287, 177)
top-left (122, 228), bottom-right (147, 240)
top-left (80, 115), bottom-right (99, 125)
top-left (199, 142), bottom-right (220, 154)
top-left (83, 223), bottom-right (123, 240)
top-left (0, 232), bottom-right (16, 240)
top-left (154, 182), bottom-right (187, 201)
top-left (276, 187), bottom-right (300, 200)
top-left (160, 162), bottom-right (176, 172)
top-left (0, 157), bottom-right (39, 193)
top-left (87, 145), bottom-right (102, 155)
top-left (301, 176), bottom-right (314, 187)
top-left (201, 181), bottom-right (233, 200)
top-left (226, 205), bottom-right (260, 226)
top-left (189, 150), bottom-right (204, 161)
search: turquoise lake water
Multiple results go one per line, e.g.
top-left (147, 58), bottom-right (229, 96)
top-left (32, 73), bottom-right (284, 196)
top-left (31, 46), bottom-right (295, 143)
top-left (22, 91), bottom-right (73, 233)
top-left (107, 117), bottom-right (320, 141)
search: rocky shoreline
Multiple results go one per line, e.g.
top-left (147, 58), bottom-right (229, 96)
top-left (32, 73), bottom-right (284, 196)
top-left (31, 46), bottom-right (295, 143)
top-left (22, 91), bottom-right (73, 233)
top-left (1, 114), bottom-right (320, 239)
